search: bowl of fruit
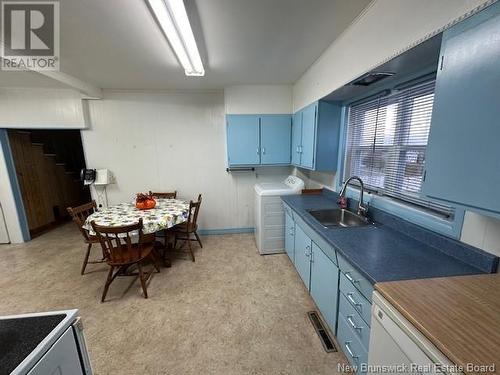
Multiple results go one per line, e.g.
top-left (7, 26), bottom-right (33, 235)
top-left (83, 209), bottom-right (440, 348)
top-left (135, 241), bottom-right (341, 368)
top-left (135, 192), bottom-right (156, 210)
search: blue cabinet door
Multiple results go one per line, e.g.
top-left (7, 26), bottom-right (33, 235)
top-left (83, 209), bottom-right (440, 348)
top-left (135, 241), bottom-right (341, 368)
top-left (310, 242), bottom-right (339, 334)
top-left (294, 224), bottom-right (311, 290)
top-left (291, 112), bottom-right (302, 166)
top-left (423, 3), bottom-right (500, 214)
top-left (300, 103), bottom-right (317, 169)
top-left (226, 115), bottom-right (260, 166)
top-left (285, 211), bottom-right (295, 263)
top-left (260, 115), bottom-right (291, 165)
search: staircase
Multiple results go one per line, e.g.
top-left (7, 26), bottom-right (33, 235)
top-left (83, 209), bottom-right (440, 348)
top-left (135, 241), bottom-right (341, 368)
top-left (8, 130), bottom-right (90, 237)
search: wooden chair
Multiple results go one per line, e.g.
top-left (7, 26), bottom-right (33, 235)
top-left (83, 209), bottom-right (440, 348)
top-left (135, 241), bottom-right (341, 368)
top-left (149, 191), bottom-right (177, 199)
top-left (172, 194), bottom-right (202, 262)
top-left (67, 201), bottom-right (104, 275)
top-left (149, 191), bottom-right (178, 253)
top-left (91, 218), bottom-right (160, 302)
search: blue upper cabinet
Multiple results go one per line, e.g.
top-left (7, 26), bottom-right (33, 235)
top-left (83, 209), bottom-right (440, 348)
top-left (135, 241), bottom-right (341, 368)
top-left (260, 115), bottom-right (291, 165)
top-left (300, 103), bottom-right (317, 169)
top-left (422, 2), bottom-right (500, 216)
top-left (226, 115), bottom-right (260, 166)
top-left (292, 101), bottom-right (342, 172)
top-left (226, 114), bottom-right (291, 167)
top-left (291, 112), bottom-right (302, 166)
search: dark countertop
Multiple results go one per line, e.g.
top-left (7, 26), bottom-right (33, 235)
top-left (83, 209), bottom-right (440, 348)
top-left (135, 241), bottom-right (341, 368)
top-left (0, 314), bottom-right (66, 375)
top-left (282, 192), bottom-right (497, 284)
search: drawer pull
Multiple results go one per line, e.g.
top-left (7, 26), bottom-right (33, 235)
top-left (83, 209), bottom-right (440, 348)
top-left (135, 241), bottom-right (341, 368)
top-left (347, 293), bottom-right (361, 308)
top-left (345, 272), bottom-right (359, 284)
top-left (345, 342), bottom-right (358, 360)
top-left (347, 315), bottom-right (362, 332)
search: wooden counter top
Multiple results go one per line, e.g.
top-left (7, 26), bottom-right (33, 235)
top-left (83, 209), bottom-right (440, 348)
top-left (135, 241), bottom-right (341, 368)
top-left (376, 274), bottom-right (500, 375)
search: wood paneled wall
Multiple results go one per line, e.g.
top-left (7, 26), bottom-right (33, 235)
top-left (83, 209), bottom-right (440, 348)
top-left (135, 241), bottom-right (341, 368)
top-left (8, 130), bottom-right (87, 235)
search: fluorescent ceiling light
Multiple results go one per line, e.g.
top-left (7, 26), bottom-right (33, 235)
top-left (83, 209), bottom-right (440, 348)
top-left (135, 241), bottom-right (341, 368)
top-left (147, 0), bottom-right (205, 76)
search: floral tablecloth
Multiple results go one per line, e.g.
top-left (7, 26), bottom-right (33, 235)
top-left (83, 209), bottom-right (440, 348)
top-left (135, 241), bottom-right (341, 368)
top-left (83, 198), bottom-right (190, 235)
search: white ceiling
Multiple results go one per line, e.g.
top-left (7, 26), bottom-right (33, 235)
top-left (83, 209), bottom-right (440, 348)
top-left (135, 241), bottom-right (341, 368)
top-left (0, 0), bottom-right (371, 90)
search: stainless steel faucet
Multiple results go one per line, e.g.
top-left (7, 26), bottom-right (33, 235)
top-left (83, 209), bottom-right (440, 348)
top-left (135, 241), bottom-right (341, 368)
top-left (339, 176), bottom-right (369, 217)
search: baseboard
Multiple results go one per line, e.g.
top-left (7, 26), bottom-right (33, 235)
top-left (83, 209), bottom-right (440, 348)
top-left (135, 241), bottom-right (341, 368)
top-left (198, 227), bottom-right (255, 236)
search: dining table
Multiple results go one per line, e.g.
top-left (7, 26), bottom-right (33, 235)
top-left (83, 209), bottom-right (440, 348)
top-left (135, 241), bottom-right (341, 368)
top-left (83, 198), bottom-right (190, 235)
top-left (83, 198), bottom-right (190, 266)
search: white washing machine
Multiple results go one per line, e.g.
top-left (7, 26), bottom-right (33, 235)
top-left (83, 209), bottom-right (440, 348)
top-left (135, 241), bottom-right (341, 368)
top-left (254, 175), bottom-right (304, 255)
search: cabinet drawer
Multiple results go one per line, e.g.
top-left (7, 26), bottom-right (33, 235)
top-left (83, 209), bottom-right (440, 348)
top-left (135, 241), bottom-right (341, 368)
top-left (337, 253), bottom-right (373, 301)
top-left (337, 314), bottom-right (368, 373)
top-left (338, 292), bottom-right (370, 349)
top-left (340, 272), bottom-right (371, 327)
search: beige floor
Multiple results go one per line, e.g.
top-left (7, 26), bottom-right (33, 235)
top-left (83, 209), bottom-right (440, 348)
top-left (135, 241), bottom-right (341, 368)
top-left (0, 223), bottom-right (349, 375)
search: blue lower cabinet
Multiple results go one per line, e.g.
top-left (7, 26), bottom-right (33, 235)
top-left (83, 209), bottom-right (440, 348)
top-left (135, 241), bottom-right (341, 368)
top-left (284, 211), bottom-right (295, 263)
top-left (226, 115), bottom-right (260, 165)
top-left (338, 293), bottom-right (370, 349)
top-left (337, 313), bottom-right (369, 373)
top-left (260, 115), bottom-right (291, 165)
top-left (339, 272), bottom-right (372, 326)
top-left (294, 224), bottom-right (312, 289)
top-left (310, 242), bottom-right (339, 334)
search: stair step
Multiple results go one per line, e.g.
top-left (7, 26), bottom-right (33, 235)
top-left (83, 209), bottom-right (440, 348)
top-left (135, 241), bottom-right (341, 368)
top-left (17, 130), bottom-right (31, 134)
top-left (44, 153), bottom-right (56, 157)
top-left (55, 163), bottom-right (66, 166)
top-left (65, 171), bottom-right (75, 174)
top-left (31, 142), bottom-right (44, 146)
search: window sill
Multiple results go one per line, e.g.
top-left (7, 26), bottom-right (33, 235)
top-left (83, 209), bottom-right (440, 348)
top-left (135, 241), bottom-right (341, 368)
top-left (342, 186), bottom-right (465, 239)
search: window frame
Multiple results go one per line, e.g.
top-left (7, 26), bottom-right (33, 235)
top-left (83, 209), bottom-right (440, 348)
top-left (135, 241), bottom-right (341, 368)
top-left (335, 72), bottom-right (465, 239)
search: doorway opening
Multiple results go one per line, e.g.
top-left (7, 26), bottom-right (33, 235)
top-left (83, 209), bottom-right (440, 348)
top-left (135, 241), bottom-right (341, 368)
top-left (8, 129), bottom-right (90, 239)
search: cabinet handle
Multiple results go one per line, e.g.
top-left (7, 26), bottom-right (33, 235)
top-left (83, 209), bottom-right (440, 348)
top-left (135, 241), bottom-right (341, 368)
top-left (347, 315), bottom-right (361, 332)
top-left (345, 342), bottom-right (358, 360)
top-left (345, 272), bottom-right (359, 284)
top-left (262, 147), bottom-right (266, 154)
top-left (296, 146), bottom-right (300, 153)
top-left (299, 145), bottom-right (303, 154)
top-left (256, 147), bottom-right (260, 155)
top-left (347, 293), bottom-right (361, 308)
top-left (305, 251), bottom-right (310, 257)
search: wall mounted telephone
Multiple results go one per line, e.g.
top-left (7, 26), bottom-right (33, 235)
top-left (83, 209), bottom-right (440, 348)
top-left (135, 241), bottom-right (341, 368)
top-left (80, 169), bottom-right (96, 185)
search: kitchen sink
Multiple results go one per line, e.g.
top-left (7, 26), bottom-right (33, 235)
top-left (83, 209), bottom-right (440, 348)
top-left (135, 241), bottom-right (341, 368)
top-left (307, 208), bottom-right (371, 228)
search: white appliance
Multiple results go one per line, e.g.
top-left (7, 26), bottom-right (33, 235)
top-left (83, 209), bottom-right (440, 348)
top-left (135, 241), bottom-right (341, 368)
top-left (1, 309), bottom-right (93, 374)
top-left (92, 169), bottom-right (113, 208)
top-left (254, 175), bottom-right (304, 255)
top-left (368, 292), bottom-right (462, 375)
top-left (0, 203), bottom-right (10, 243)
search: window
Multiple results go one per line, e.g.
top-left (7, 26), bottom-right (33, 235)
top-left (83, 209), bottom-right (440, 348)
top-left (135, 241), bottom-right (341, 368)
top-left (344, 78), bottom-right (453, 217)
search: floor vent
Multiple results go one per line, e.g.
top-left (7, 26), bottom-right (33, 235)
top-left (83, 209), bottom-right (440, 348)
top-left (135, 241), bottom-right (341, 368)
top-left (307, 311), bottom-right (337, 353)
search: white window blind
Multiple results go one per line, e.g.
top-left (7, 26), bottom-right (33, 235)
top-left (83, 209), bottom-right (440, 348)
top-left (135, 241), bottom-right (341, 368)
top-left (344, 79), bottom-right (453, 217)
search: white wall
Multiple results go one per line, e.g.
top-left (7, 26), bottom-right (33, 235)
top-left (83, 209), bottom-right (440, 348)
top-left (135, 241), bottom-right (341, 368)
top-left (81, 90), bottom-right (291, 231)
top-left (0, 143), bottom-right (25, 243)
top-left (224, 85), bottom-right (292, 114)
top-left (461, 212), bottom-right (500, 257)
top-left (0, 88), bottom-right (86, 128)
top-left (293, 0), bottom-right (493, 110)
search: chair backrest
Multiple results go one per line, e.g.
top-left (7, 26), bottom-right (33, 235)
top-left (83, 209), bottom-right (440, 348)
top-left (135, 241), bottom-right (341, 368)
top-left (67, 201), bottom-right (97, 240)
top-left (187, 194), bottom-right (202, 226)
top-left (90, 219), bottom-right (146, 264)
top-left (149, 191), bottom-right (177, 199)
